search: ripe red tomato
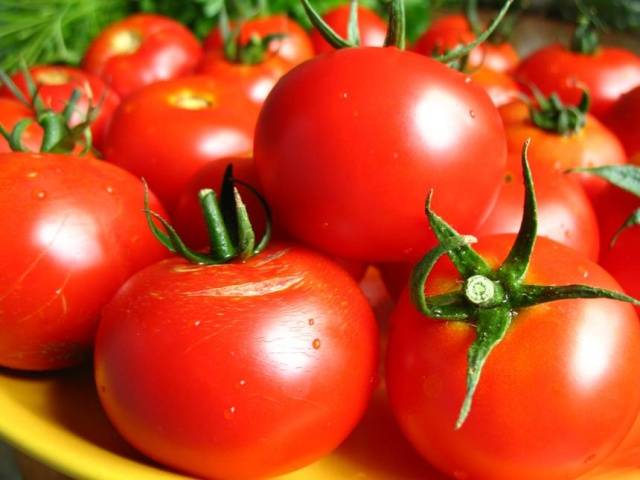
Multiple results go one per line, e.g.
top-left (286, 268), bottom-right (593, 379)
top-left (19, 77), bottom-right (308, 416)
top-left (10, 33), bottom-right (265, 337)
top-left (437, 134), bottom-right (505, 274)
top-left (604, 85), bottom-right (640, 158)
top-left (500, 99), bottom-right (626, 200)
top-left (0, 152), bottom-right (169, 371)
top-left (83, 14), bottom-right (202, 98)
top-left (254, 47), bottom-right (507, 262)
top-left (478, 154), bottom-right (600, 260)
top-left (387, 234), bottom-right (640, 480)
top-left (309, 5), bottom-right (387, 54)
top-left (0, 98), bottom-right (42, 153)
top-left (197, 50), bottom-right (294, 105)
top-left (516, 44), bottom-right (640, 120)
top-left (103, 76), bottom-right (259, 212)
top-left (95, 244), bottom-right (378, 479)
top-left (1, 66), bottom-right (120, 151)
top-left (469, 66), bottom-right (521, 107)
top-left (413, 15), bottom-right (519, 73)
top-left (203, 14), bottom-right (313, 66)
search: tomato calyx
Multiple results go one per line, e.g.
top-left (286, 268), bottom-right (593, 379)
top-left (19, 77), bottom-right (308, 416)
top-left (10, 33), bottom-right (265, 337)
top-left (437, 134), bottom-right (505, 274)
top-left (0, 65), bottom-right (98, 155)
top-left (220, 7), bottom-right (285, 65)
top-left (571, 164), bottom-right (640, 245)
top-left (144, 165), bottom-right (272, 264)
top-left (570, 10), bottom-right (601, 55)
top-left (529, 87), bottom-right (590, 136)
top-left (410, 139), bottom-right (640, 429)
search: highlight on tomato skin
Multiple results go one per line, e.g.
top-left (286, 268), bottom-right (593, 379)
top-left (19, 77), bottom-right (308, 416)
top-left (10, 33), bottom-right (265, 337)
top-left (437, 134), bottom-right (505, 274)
top-left (82, 14), bottom-right (203, 98)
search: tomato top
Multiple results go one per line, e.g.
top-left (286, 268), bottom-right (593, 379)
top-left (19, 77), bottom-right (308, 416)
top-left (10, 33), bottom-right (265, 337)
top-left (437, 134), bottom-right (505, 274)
top-left (516, 44), bottom-right (640, 120)
top-left (203, 14), bottom-right (313, 66)
top-left (0, 98), bottom-right (42, 153)
top-left (309, 5), bottom-right (387, 54)
top-left (83, 14), bottom-right (203, 98)
top-left (2, 66), bottom-right (120, 150)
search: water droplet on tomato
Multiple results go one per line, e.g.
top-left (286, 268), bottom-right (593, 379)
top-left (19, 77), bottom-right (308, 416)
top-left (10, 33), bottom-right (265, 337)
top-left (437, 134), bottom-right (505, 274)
top-left (224, 406), bottom-right (236, 420)
top-left (321, 222), bottom-right (329, 228)
top-left (469, 110), bottom-right (476, 118)
top-left (105, 185), bottom-right (114, 194)
top-left (312, 338), bottom-right (321, 350)
top-left (464, 76), bottom-right (472, 84)
top-left (308, 318), bottom-right (315, 326)
top-left (32, 190), bottom-right (46, 200)
top-left (194, 320), bottom-right (201, 327)
top-left (341, 92), bottom-right (349, 99)
top-left (26, 171), bottom-right (38, 179)
top-left (239, 379), bottom-right (246, 387)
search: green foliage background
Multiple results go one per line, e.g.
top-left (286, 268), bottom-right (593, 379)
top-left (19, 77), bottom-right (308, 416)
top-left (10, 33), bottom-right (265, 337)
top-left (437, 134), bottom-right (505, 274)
top-left (0, 0), bottom-right (638, 72)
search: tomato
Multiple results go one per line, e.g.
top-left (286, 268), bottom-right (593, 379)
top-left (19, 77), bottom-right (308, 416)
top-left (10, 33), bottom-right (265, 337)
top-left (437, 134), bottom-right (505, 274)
top-left (197, 50), bottom-right (294, 105)
top-left (500, 99), bottom-right (626, 201)
top-left (309, 5), bottom-right (387, 54)
top-left (203, 14), bottom-right (313, 66)
top-left (478, 153), bottom-right (600, 260)
top-left (95, 244), bottom-right (378, 479)
top-left (83, 14), bottom-right (202, 98)
top-left (103, 75), bottom-right (259, 212)
top-left (413, 15), bottom-right (519, 73)
top-left (469, 66), bottom-right (521, 107)
top-left (516, 44), bottom-right (640, 120)
top-left (603, 85), bottom-right (640, 158)
top-left (0, 98), bottom-right (42, 153)
top-left (0, 152), bottom-right (169, 371)
top-left (387, 234), bottom-right (640, 480)
top-left (601, 225), bottom-right (640, 314)
top-left (254, 47), bottom-right (507, 262)
top-left (1, 66), bottom-right (120, 151)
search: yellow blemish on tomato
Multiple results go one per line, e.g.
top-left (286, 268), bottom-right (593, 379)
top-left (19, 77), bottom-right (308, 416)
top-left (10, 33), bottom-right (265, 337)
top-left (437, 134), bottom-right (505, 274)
top-left (110, 29), bottom-right (142, 55)
top-left (35, 70), bottom-right (70, 85)
top-left (168, 90), bottom-right (216, 110)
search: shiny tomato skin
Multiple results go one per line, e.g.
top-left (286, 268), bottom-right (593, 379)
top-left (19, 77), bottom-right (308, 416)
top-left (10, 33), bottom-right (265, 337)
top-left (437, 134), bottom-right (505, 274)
top-left (516, 44), bottom-right (640, 120)
top-left (83, 14), bottom-right (202, 98)
top-left (603, 85), bottom-right (640, 158)
top-left (0, 98), bottom-right (42, 153)
top-left (196, 50), bottom-right (294, 105)
top-left (413, 15), bottom-right (519, 73)
top-left (2, 66), bottom-right (120, 151)
top-left (309, 5), bottom-right (387, 54)
top-left (203, 14), bottom-right (313, 66)
top-left (254, 47), bottom-right (507, 263)
top-left (103, 76), bottom-right (259, 212)
top-left (387, 234), bottom-right (640, 480)
top-left (478, 154), bottom-right (600, 261)
top-left (470, 66), bottom-right (521, 107)
top-left (95, 244), bottom-right (379, 479)
top-left (500, 99), bottom-right (626, 201)
top-left (0, 152), bottom-right (169, 371)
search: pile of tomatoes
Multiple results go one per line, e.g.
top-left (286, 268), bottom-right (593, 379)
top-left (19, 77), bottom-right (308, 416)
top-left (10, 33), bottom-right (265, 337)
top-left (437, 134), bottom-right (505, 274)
top-left (1, 1), bottom-right (640, 479)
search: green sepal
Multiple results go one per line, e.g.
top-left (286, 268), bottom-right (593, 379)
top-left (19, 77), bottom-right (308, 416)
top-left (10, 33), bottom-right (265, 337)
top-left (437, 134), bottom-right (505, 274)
top-left (425, 191), bottom-right (492, 278)
top-left (301, 0), bottom-right (354, 49)
top-left (347, 0), bottom-right (361, 46)
top-left (571, 165), bottom-right (640, 197)
top-left (570, 12), bottom-right (600, 55)
top-left (497, 138), bottom-right (537, 285)
top-left (232, 177), bottom-right (272, 255)
top-left (514, 284), bottom-right (640, 309)
top-left (530, 88), bottom-right (590, 136)
top-left (384, 0), bottom-right (406, 50)
top-left (199, 188), bottom-right (238, 262)
top-left (234, 187), bottom-right (257, 259)
top-left (611, 209), bottom-right (640, 246)
top-left (0, 69), bottom-right (29, 108)
top-left (435, 0), bottom-right (515, 64)
top-left (456, 306), bottom-right (512, 429)
top-left (2, 119), bottom-right (32, 152)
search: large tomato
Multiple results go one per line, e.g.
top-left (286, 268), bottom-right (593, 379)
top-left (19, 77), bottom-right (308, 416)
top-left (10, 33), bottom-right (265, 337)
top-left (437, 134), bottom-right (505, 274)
top-left (0, 152), bottom-right (168, 371)
top-left (203, 14), bottom-right (313, 66)
top-left (103, 75), bottom-right (259, 212)
top-left (309, 5), bottom-right (387, 54)
top-left (603, 85), bottom-right (640, 158)
top-left (413, 15), bottom-right (519, 73)
top-left (516, 44), bottom-right (640, 120)
top-left (0, 98), bottom-right (42, 153)
top-left (254, 47), bottom-right (507, 262)
top-left (2, 66), bottom-right (120, 150)
top-left (83, 14), bottom-right (202, 98)
top-left (95, 244), bottom-right (378, 479)
top-left (500, 99), bottom-right (626, 200)
top-left (387, 234), bottom-right (640, 480)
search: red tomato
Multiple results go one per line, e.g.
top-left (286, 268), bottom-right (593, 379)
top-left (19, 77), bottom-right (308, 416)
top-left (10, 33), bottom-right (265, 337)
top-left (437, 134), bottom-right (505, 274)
top-left (309, 5), bottom-right (387, 54)
top-left (478, 154), bottom-right (600, 260)
top-left (0, 152), bottom-right (169, 371)
top-left (387, 234), bottom-right (640, 480)
top-left (203, 14), bottom-right (313, 66)
top-left (254, 47), bottom-right (507, 262)
top-left (2, 66), bottom-right (120, 151)
top-left (95, 244), bottom-right (378, 479)
top-left (103, 76), bottom-right (259, 212)
top-left (470, 66), bottom-right (521, 107)
top-left (500, 100), bottom-right (626, 201)
top-left (83, 14), bottom-right (202, 98)
top-left (516, 44), bottom-right (640, 120)
top-left (604, 85), bottom-right (640, 158)
top-left (0, 98), bottom-right (42, 153)
top-left (413, 15), bottom-right (519, 73)
top-left (197, 50), bottom-right (294, 105)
